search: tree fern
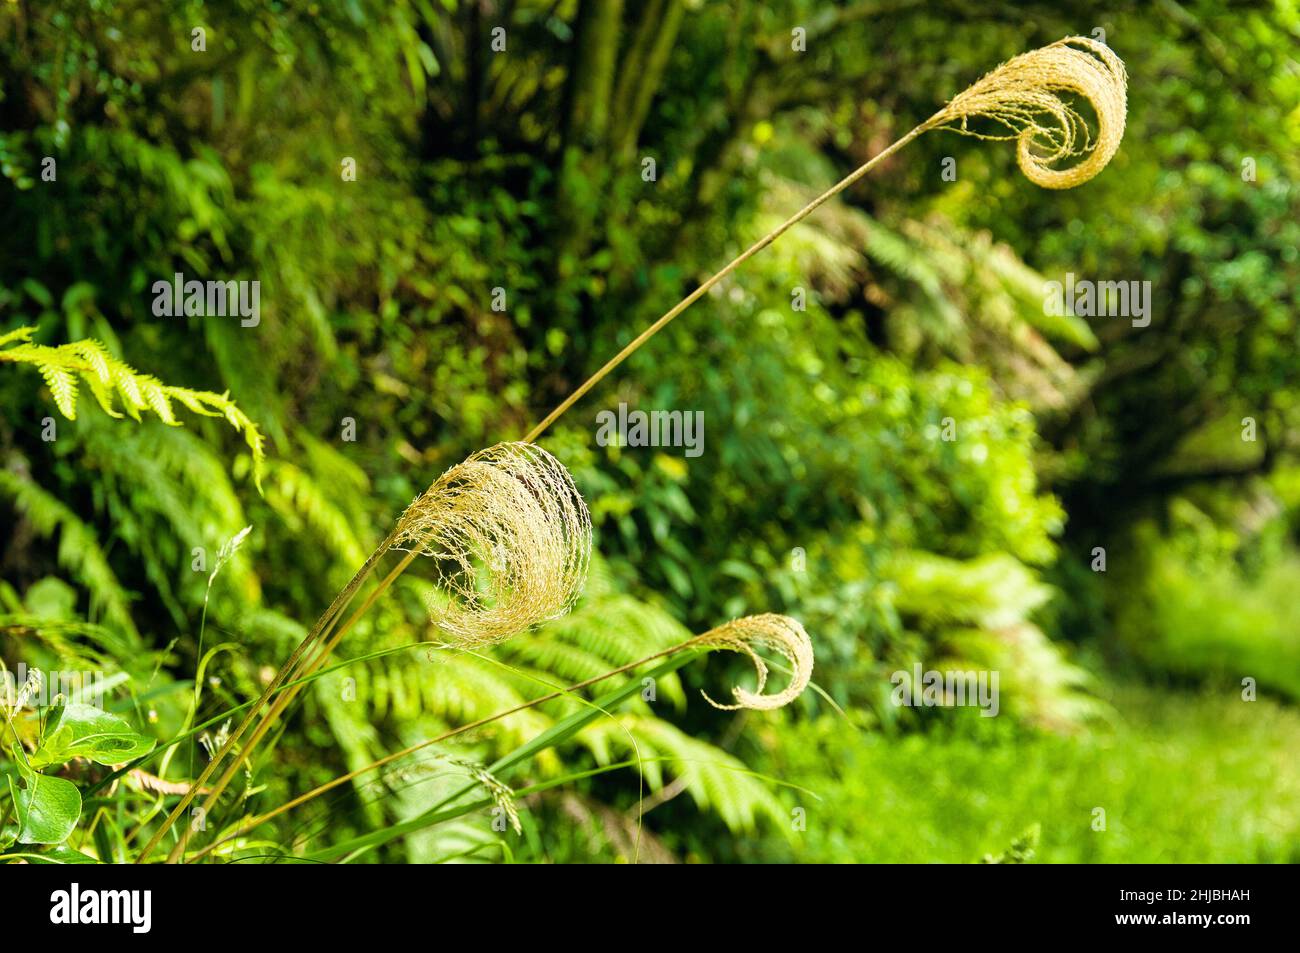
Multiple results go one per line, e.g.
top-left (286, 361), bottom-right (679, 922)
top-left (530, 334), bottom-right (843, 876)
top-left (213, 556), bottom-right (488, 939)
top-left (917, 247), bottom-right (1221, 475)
top-left (0, 327), bottom-right (265, 489)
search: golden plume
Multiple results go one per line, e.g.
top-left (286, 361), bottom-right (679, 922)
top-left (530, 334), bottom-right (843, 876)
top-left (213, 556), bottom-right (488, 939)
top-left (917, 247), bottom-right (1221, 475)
top-left (392, 441), bottom-right (592, 646)
top-left (696, 614), bottom-right (814, 711)
top-left (932, 36), bottom-right (1127, 190)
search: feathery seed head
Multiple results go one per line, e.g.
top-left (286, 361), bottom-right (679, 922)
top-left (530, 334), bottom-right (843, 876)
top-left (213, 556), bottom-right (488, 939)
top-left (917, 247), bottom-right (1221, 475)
top-left (934, 36), bottom-right (1127, 190)
top-left (393, 442), bottom-right (591, 646)
top-left (698, 613), bottom-right (814, 711)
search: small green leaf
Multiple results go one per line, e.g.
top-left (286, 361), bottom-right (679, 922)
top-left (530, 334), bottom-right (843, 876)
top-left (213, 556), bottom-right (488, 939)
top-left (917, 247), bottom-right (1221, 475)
top-left (22, 279), bottom-right (54, 308)
top-left (9, 763), bottom-right (82, 844)
top-left (31, 702), bottom-right (156, 768)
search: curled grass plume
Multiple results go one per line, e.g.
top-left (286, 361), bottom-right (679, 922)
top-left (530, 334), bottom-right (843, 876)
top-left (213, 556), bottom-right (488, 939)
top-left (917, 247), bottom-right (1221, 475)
top-left (932, 36), bottom-right (1127, 190)
top-left (392, 441), bottom-right (592, 646)
top-left (698, 614), bottom-right (814, 711)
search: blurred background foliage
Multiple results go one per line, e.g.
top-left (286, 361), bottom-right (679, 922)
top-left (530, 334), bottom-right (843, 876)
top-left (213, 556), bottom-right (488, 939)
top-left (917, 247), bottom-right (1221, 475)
top-left (1, 0), bottom-right (1298, 862)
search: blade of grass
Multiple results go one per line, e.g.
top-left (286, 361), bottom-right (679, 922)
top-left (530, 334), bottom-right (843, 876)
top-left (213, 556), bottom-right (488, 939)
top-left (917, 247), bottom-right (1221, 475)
top-left (136, 531), bottom-right (396, 861)
top-left (299, 652), bottom-right (698, 861)
top-left (186, 640), bottom-right (700, 860)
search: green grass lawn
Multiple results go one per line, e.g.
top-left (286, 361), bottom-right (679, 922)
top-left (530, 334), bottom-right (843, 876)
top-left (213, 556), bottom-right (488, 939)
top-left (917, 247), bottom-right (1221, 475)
top-left (758, 683), bottom-right (1300, 863)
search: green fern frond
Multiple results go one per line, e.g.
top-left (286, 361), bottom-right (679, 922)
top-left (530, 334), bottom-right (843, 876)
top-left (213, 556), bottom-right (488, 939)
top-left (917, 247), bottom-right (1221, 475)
top-left (587, 715), bottom-right (789, 834)
top-left (321, 556), bottom-right (784, 834)
top-left (891, 551), bottom-right (1103, 729)
top-left (0, 327), bottom-right (266, 490)
top-left (81, 424), bottom-right (257, 618)
top-left (0, 613), bottom-right (138, 670)
top-left (892, 552), bottom-right (1052, 628)
top-left (0, 471), bottom-right (139, 640)
top-left (503, 581), bottom-right (691, 708)
top-left (0, 327), bottom-right (35, 348)
top-left (264, 458), bottom-right (368, 569)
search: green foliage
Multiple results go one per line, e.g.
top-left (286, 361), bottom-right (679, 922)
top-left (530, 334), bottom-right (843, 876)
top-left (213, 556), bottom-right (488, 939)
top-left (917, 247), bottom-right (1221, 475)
top-left (1, 0), bottom-right (1297, 863)
top-left (979, 823), bottom-right (1041, 864)
top-left (751, 686), bottom-right (1300, 863)
top-left (1111, 515), bottom-right (1300, 703)
top-left (8, 760), bottom-right (82, 846)
top-left (890, 552), bottom-right (1102, 728)
top-left (300, 559), bottom-right (780, 850)
top-left (0, 472), bottom-right (139, 639)
top-left (29, 702), bottom-right (155, 769)
top-left (1, 691), bottom-right (154, 851)
top-left (0, 327), bottom-right (265, 489)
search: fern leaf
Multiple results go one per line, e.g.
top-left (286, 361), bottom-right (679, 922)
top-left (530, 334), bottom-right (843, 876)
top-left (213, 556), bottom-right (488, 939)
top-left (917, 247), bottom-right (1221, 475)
top-left (39, 360), bottom-right (80, 419)
top-left (68, 340), bottom-right (114, 385)
top-left (265, 459), bottom-right (367, 568)
top-left (0, 327), bottom-right (266, 490)
top-left (0, 327), bottom-right (35, 348)
top-left (0, 471), bottom-right (139, 640)
top-left (110, 363), bottom-right (147, 419)
top-left (84, 375), bottom-right (124, 418)
top-left (142, 380), bottom-right (180, 425)
top-left (168, 387), bottom-right (224, 418)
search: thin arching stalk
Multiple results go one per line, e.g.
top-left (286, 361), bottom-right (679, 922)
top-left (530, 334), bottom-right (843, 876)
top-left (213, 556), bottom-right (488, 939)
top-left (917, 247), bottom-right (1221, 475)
top-left (522, 120), bottom-right (936, 443)
top-left (165, 550), bottom-right (418, 863)
top-left (147, 125), bottom-right (927, 862)
top-left (136, 529), bottom-right (398, 862)
top-left (185, 637), bottom-right (706, 862)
